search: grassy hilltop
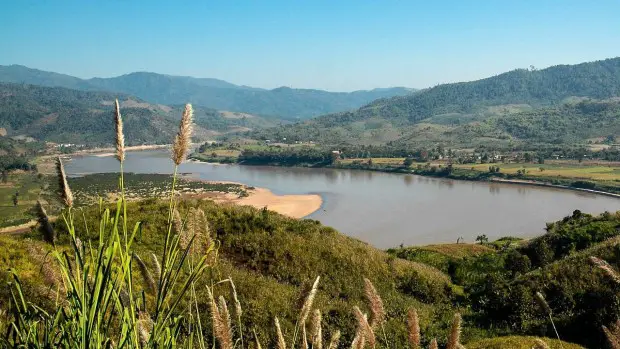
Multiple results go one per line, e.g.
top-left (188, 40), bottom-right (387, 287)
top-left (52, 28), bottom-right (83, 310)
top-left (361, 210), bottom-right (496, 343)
top-left (2, 192), bottom-right (620, 347)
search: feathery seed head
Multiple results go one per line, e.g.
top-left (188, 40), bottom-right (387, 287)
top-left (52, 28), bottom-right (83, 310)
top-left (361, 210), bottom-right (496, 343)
top-left (275, 317), bottom-right (287, 349)
top-left (75, 237), bottom-right (83, 252)
top-left (429, 338), bottom-right (438, 349)
top-left (114, 99), bottom-right (125, 162)
top-left (535, 291), bottom-right (553, 315)
top-left (302, 326), bottom-right (309, 349)
top-left (532, 339), bottom-right (551, 349)
top-left (229, 277), bottom-right (242, 319)
top-left (151, 253), bottom-right (161, 280)
top-left (447, 313), bottom-right (462, 349)
top-left (363, 278), bottom-right (385, 329)
top-left (254, 330), bottom-right (263, 349)
top-left (353, 306), bottom-right (375, 348)
top-left (137, 311), bottom-right (153, 346)
top-left (310, 309), bottom-right (323, 349)
top-left (299, 276), bottom-right (320, 325)
top-left (36, 200), bottom-right (55, 244)
top-left (56, 157), bottom-right (73, 207)
top-left (603, 324), bottom-right (620, 349)
top-left (208, 288), bottom-right (233, 349)
top-left (407, 308), bottom-right (420, 349)
top-left (590, 256), bottom-right (620, 284)
top-left (171, 103), bottom-right (194, 165)
top-left (327, 330), bottom-right (341, 349)
top-left (133, 253), bottom-right (156, 294)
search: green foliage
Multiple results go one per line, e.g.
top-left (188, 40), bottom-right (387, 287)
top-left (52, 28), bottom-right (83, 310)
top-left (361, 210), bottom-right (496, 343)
top-left (522, 210), bottom-right (620, 268)
top-left (238, 146), bottom-right (336, 166)
top-left (466, 336), bottom-right (584, 349)
top-left (4, 169), bottom-right (211, 347)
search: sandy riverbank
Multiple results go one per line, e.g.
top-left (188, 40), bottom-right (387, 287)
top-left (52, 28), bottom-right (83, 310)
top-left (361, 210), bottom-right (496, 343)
top-left (231, 187), bottom-right (322, 218)
top-left (180, 176), bottom-right (323, 218)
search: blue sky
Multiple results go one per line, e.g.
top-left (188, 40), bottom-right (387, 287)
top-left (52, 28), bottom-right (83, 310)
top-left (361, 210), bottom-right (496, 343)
top-left (1, 0), bottom-right (619, 91)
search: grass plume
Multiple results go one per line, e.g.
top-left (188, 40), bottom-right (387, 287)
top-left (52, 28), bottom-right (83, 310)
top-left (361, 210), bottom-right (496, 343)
top-left (535, 292), bottom-right (552, 315)
top-left (208, 288), bottom-right (233, 349)
top-left (56, 156), bottom-right (73, 207)
top-left (150, 252), bottom-right (161, 280)
top-left (36, 200), bottom-right (55, 244)
top-left (603, 319), bottom-right (620, 349)
top-left (171, 103), bottom-right (194, 165)
top-left (327, 330), bottom-right (340, 349)
top-left (299, 276), bottom-right (320, 326)
top-left (590, 256), bottom-right (620, 284)
top-left (447, 313), bottom-right (462, 349)
top-left (114, 99), bottom-right (125, 162)
top-left (275, 317), bottom-right (287, 349)
top-left (429, 338), bottom-right (438, 349)
top-left (407, 308), bottom-right (420, 349)
top-left (133, 253), bottom-right (156, 294)
top-left (363, 278), bottom-right (385, 329)
top-left (536, 291), bottom-right (562, 346)
top-left (353, 306), bottom-right (376, 348)
top-left (137, 311), bottom-right (153, 346)
top-left (310, 309), bottom-right (322, 349)
top-left (532, 339), bottom-right (551, 349)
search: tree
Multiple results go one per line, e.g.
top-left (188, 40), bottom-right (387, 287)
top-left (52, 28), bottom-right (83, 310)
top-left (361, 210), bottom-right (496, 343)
top-left (403, 157), bottom-right (414, 167)
top-left (504, 250), bottom-right (531, 276)
top-left (476, 234), bottom-right (489, 244)
top-left (1, 170), bottom-right (7, 183)
top-left (12, 191), bottom-right (19, 206)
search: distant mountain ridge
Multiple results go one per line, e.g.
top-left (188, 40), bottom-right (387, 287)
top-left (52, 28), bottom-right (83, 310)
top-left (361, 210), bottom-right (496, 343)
top-left (0, 65), bottom-right (414, 119)
top-left (0, 82), bottom-right (280, 146)
top-left (251, 57), bottom-right (620, 147)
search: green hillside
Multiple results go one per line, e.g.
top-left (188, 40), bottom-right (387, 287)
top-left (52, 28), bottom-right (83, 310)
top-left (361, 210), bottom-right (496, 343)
top-left (252, 57), bottom-right (620, 147)
top-left (4, 197), bottom-right (612, 348)
top-left (0, 83), bottom-right (278, 146)
top-left (0, 65), bottom-right (414, 119)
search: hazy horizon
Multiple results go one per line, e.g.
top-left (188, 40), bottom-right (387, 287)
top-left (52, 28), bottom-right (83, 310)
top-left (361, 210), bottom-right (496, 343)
top-left (2, 0), bottom-right (620, 92)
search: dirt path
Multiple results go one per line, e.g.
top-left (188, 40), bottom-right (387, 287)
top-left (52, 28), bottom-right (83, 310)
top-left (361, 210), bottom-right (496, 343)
top-left (0, 220), bottom-right (36, 234)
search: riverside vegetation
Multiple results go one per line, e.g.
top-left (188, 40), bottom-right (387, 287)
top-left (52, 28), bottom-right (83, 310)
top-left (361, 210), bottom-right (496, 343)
top-left (0, 101), bottom-right (619, 348)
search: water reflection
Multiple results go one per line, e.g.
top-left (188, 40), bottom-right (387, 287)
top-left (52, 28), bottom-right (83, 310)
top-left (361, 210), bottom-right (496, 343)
top-left (65, 150), bottom-right (620, 248)
top-left (403, 175), bottom-right (414, 186)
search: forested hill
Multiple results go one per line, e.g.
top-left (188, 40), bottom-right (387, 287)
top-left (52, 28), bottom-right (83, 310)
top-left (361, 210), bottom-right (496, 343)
top-left (363, 57), bottom-right (620, 122)
top-left (0, 83), bottom-right (276, 146)
top-left (251, 57), bottom-right (620, 146)
top-left (0, 65), bottom-right (414, 119)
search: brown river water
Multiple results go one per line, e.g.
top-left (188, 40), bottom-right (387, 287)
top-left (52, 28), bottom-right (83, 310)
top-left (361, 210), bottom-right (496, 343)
top-left (65, 150), bottom-right (620, 248)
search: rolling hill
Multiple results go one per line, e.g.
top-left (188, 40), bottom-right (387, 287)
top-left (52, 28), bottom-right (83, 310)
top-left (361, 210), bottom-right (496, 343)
top-left (251, 57), bottom-right (620, 147)
top-left (0, 65), bottom-right (414, 119)
top-left (0, 83), bottom-right (278, 146)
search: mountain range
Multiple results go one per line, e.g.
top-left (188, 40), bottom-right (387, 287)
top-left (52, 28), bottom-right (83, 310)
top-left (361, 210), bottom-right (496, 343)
top-left (0, 83), bottom-right (279, 146)
top-left (251, 57), bottom-right (620, 148)
top-left (0, 65), bottom-right (414, 119)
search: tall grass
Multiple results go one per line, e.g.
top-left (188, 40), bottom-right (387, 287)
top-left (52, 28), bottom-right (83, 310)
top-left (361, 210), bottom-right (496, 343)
top-left (3, 102), bottom-right (211, 348)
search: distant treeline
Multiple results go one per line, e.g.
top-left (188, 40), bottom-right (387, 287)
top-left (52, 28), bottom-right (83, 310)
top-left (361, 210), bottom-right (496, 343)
top-left (238, 147), bottom-right (337, 166)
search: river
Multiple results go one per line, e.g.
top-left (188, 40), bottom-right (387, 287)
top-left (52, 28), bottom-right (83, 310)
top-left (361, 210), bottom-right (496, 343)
top-left (65, 150), bottom-right (620, 248)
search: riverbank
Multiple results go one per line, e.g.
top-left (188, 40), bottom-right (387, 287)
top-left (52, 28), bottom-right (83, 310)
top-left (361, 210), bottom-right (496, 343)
top-left (80, 144), bottom-right (171, 157)
top-left (489, 177), bottom-right (620, 199)
top-left (188, 154), bottom-right (620, 199)
top-left (181, 176), bottom-right (322, 218)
